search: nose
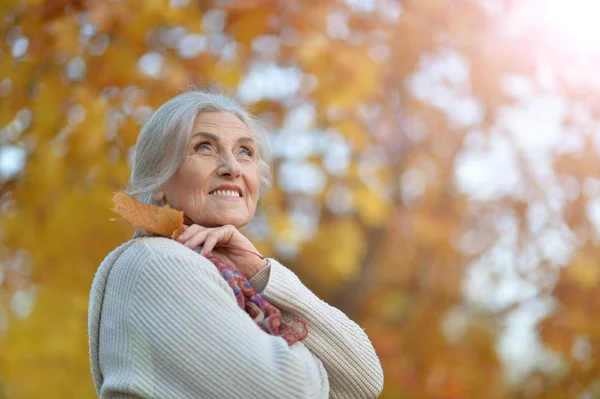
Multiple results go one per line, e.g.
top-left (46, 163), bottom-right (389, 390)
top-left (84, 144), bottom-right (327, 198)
top-left (217, 152), bottom-right (242, 178)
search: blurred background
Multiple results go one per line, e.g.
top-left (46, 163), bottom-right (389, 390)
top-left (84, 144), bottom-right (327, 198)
top-left (2, 0), bottom-right (600, 397)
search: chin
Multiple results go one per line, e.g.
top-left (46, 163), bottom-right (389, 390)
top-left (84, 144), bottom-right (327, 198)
top-left (205, 216), bottom-right (251, 229)
top-left (228, 218), bottom-right (251, 229)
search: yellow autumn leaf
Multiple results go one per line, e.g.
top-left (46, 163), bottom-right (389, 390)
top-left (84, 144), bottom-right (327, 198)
top-left (111, 191), bottom-right (185, 239)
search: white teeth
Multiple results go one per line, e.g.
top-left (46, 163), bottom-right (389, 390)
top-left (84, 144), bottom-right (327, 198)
top-left (211, 190), bottom-right (240, 197)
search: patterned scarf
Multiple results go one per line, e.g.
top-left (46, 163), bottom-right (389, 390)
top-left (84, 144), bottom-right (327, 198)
top-left (134, 230), bottom-right (308, 346)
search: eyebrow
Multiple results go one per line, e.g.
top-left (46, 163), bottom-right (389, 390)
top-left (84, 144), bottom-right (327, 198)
top-left (191, 132), bottom-right (254, 144)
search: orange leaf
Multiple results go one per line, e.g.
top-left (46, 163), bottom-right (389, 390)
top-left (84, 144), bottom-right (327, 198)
top-left (111, 192), bottom-right (185, 239)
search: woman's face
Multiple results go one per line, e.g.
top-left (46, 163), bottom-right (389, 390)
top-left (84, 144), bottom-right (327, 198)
top-left (159, 112), bottom-right (260, 228)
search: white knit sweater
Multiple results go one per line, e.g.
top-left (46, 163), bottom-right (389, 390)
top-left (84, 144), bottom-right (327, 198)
top-left (88, 237), bottom-right (384, 398)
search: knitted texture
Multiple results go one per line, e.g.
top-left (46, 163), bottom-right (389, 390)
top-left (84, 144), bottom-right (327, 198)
top-left (88, 237), bottom-right (383, 398)
top-left (136, 229), bottom-right (309, 346)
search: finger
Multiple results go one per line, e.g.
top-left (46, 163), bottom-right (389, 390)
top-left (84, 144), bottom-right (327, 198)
top-left (201, 231), bottom-right (221, 256)
top-left (184, 228), bottom-right (211, 248)
top-left (178, 224), bottom-right (203, 242)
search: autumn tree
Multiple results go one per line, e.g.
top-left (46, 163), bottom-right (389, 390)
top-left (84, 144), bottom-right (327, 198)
top-left (2, 0), bottom-right (600, 398)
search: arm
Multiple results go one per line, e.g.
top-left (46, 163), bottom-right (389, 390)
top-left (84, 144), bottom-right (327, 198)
top-left (103, 251), bottom-right (329, 399)
top-left (250, 260), bottom-right (384, 399)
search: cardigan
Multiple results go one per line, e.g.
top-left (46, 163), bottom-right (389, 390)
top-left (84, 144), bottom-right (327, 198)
top-left (88, 237), bottom-right (384, 398)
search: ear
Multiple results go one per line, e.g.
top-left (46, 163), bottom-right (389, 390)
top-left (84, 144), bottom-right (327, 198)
top-left (152, 190), bottom-right (165, 202)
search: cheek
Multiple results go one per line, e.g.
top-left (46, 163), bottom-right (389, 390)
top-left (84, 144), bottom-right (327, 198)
top-left (248, 167), bottom-right (261, 194)
top-left (182, 160), bottom-right (213, 190)
top-left (169, 161), bottom-right (211, 204)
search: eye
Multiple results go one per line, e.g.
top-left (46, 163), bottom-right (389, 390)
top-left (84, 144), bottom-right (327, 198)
top-left (194, 141), bottom-right (212, 152)
top-left (239, 146), bottom-right (254, 157)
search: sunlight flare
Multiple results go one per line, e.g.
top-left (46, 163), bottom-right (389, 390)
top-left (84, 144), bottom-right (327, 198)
top-left (542, 0), bottom-right (600, 51)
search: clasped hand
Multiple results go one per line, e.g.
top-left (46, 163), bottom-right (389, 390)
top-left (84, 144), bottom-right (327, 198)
top-left (176, 224), bottom-right (266, 280)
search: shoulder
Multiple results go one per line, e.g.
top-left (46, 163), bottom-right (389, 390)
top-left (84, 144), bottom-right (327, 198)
top-left (92, 237), bottom-right (231, 312)
top-left (112, 238), bottom-right (235, 308)
top-left (97, 237), bottom-right (221, 291)
top-left (111, 236), bottom-right (206, 267)
top-left (119, 236), bottom-right (195, 259)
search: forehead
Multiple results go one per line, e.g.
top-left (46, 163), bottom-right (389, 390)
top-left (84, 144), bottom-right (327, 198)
top-left (192, 112), bottom-right (252, 139)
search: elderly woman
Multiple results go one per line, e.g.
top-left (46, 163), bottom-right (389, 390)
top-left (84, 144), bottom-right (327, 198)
top-left (88, 91), bottom-right (384, 398)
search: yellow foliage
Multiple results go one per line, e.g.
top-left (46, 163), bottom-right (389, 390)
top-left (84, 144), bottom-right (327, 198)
top-left (410, 210), bottom-right (451, 247)
top-left (381, 291), bottom-right (409, 324)
top-left (47, 15), bottom-right (80, 59)
top-left (269, 209), bottom-right (291, 240)
top-left (334, 119), bottom-right (370, 149)
top-left (307, 218), bottom-right (366, 282)
top-left (354, 185), bottom-right (389, 227)
top-left (295, 34), bottom-right (329, 64)
top-left (206, 62), bottom-right (242, 89)
top-left (4, 0), bottom-right (587, 397)
top-left (228, 6), bottom-right (274, 47)
top-left (0, 0), bottom-right (20, 14)
top-left (1, 286), bottom-right (94, 398)
top-left (24, 145), bottom-right (66, 195)
top-left (566, 251), bottom-right (600, 290)
top-left (30, 75), bottom-right (68, 138)
top-left (162, 57), bottom-right (193, 89)
top-left (298, 41), bottom-right (381, 109)
top-left (71, 97), bottom-right (108, 155)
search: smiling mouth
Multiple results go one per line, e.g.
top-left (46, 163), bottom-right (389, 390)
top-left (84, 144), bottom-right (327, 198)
top-left (209, 189), bottom-right (241, 198)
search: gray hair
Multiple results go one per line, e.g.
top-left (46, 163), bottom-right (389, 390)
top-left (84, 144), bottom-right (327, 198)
top-left (126, 90), bottom-right (272, 205)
